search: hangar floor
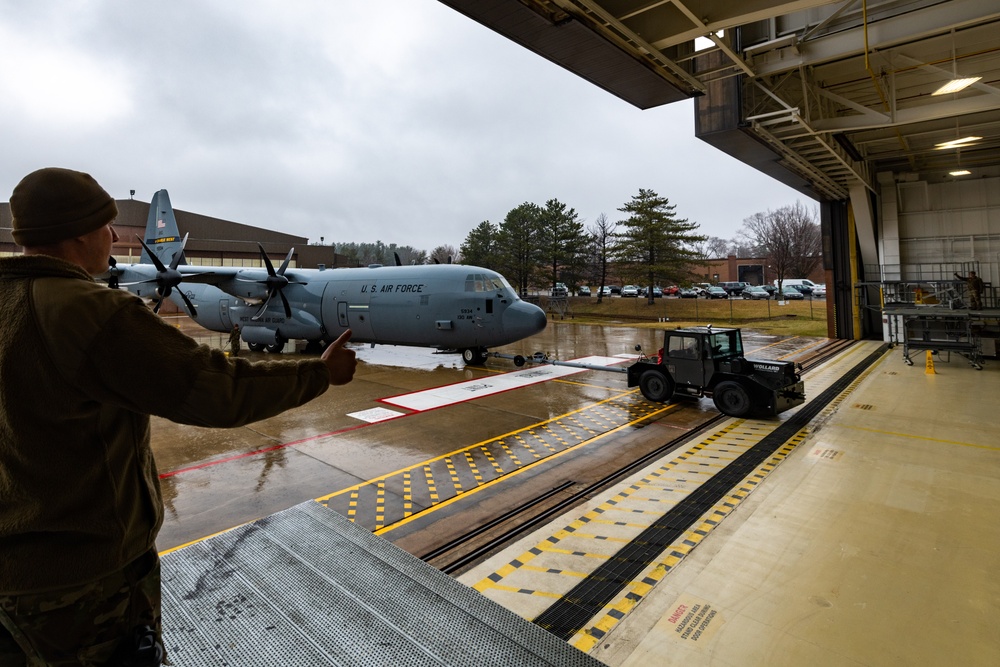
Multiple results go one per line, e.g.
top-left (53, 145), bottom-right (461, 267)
top-left (459, 341), bottom-right (1000, 666)
top-left (155, 319), bottom-right (998, 666)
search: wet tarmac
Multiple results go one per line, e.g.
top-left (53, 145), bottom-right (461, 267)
top-left (154, 317), bottom-right (824, 551)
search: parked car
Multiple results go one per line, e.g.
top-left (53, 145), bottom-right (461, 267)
top-left (600, 286), bottom-right (613, 296)
top-left (774, 278), bottom-right (818, 293)
top-left (550, 282), bottom-right (568, 297)
top-left (719, 281), bottom-right (749, 296)
top-left (577, 285), bottom-right (591, 297)
top-left (678, 287), bottom-right (698, 298)
top-left (742, 285), bottom-right (771, 300)
top-left (780, 286), bottom-right (804, 300)
top-left (761, 284), bottom-right (778, 296)
top-left (642, 286), bottom-right (663, 298)
top-left (704, 286), bottom-right (729, 299)
top-left (621, 285), bottom-right (640, 297)
top-left (812, 284), bottom-right (827, 298)
top-left (609, 285), bottom-right (622, 295)
top-left (663, 285), bottom-right (679, 296)
top-left (789, 284), bottom-right (813, 296)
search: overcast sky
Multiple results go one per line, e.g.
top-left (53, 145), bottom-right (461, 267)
top-left (0, 0), bottom-right (806, 253)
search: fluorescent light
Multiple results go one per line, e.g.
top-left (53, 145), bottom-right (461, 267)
top-left (932, 76), bottom-right (982, 95)
top-left (935, 136), bottom-right (982, 149)
top-left (949, 169), bottom-right (971, 176)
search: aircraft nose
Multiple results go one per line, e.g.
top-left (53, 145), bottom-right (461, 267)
top-left (503, 299), bottom-right (547, 338)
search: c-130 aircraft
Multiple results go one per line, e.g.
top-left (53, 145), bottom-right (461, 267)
top-left (104, 190), bottom-right (547, 364)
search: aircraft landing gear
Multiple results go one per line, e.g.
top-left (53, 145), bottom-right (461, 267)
top-left (247, 342), bottom-right (265, 352)
top-left (461, 346), bottom-right (488, 366)
top-left (265, 338), bottom-right (286, 354)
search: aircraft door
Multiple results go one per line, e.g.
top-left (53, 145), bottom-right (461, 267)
top-left (321, 282), bottom-right (374, 342)
top-left (219, 299), bottom-right (233, 331)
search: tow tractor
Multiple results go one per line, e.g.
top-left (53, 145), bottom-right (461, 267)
top-left (491, 326), bottom-right (805, 418)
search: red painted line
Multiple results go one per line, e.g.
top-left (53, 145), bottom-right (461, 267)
top-left (158, 421), bottom-right (375, 479)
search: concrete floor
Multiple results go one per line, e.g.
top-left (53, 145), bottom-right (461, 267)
top-left (466, 345), bottom-right (1000, 666)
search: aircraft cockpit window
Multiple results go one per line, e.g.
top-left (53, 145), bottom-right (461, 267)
top-left (465, 274), bottom-right (505, 292)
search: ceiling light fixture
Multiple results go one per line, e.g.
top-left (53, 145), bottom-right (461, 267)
top-left (935, 136), bottom-right (982, 149)
top-left (932, 76), bottom-right (982, 95)
top-left (949, 169), bottom-right (971, 176)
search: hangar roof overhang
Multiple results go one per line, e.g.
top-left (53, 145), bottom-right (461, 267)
top-left (439, 0), bottom-right (1000, 201)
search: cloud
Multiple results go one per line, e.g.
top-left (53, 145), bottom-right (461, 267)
top-left (0, 0), bottom-right (805, 251)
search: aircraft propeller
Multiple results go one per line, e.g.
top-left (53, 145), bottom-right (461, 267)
top-left (129, 233), bottom-right (199, 318)
top-left (251, 243), bottom-right (294, 320)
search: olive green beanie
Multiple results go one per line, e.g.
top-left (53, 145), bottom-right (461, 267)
top-left (10, 167), bottom-right (118, 247)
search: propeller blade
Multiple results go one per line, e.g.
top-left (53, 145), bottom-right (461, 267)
top-left (278, 289), bottom-right (291, 318)
top-left (251, 300), bottom-right (268, 321)
top-left (278, 247), bottom-right (294, 275)
top-left (258, 243), bottom-right (277, 277)
top-left (136, 236), bottom-right (168, 273)
top-left (394, 252), bottom-right (402, 266)
top-left (177, 290), bottom-right (198, 319)
top-left (168, 233), bottom-right (190, 270)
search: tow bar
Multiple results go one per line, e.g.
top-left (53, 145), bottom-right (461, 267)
top-left (488, 351), bottom-right (630, 373)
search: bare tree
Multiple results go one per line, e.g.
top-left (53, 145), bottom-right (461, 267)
top-left (587, 213), bottom-right (616, 304)
top-left (430, 244), bottom-right (457, 265)
top-left (741, 201), bottom-right (821, 292)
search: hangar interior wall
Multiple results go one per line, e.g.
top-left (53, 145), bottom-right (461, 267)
top-left (879, 175), bottom-right (1000, 288)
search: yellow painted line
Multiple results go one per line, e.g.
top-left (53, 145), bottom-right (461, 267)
top-left (375, 402), bottom-right (681, 536)
top-left (835, 424), bottom-right (1000, 451)
top-left (315, 388), bottom-right (644, 502)
top-left (568, 425), bottom-right (813, 652)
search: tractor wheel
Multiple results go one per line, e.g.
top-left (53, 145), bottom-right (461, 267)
top-left (639, 369), bottom-right (674, 403)
top-left (713, 381), bottom-right (751, 417)
top-left (462, 347), bottom-right (487, 366)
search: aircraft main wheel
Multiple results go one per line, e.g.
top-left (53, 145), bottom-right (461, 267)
top-left (713, 381), bottom-right (751, 417)
top-left (639, 369), bottom-right (674, 403)
top-left (462, 347), bottom-right (487, 365)
top-left (247, 342), bottom-right (265, 352)
top-left (265, 340), bottom-right (286, 354)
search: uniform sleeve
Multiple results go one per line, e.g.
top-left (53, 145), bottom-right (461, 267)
top-left (76, 297), bottom-right (330, 428)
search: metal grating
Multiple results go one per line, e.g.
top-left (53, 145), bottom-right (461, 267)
top-left (161, 501), bottom-right (606, 666)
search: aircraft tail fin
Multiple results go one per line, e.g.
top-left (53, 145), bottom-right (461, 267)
top-left (141, 189), bottom-right (186, 267)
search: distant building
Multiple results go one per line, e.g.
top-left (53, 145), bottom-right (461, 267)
top-left (695, 255), bottom-right (825, 286)
top-left (1, 197), bottom-right (353, 271)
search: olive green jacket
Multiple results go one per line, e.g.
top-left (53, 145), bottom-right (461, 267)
top-left (0, 255), bottom-right (330, 593)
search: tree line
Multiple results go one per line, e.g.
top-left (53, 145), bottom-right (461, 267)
top-left (333, 190), bottom-right (821, 303)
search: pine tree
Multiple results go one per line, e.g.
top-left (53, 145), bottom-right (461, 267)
top-left (612, 189), bottom-right (705, 304)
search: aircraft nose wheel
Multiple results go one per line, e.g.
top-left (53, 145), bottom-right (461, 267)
top-left (462, 347), bottom-right (488, 365)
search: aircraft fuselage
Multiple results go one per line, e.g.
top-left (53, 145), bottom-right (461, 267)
top-left (119, 262), bottom-right (547, 352)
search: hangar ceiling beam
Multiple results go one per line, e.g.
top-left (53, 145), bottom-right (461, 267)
top-left (749, 0), bottom-right (1000, 76)
top-left (558, 0), bottom-right (706, 94)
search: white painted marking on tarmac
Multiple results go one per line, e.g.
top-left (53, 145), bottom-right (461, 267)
top-left (348, 407), bottom-right (406, 423)
top-left (380, 356), bottom-right (629, 412)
